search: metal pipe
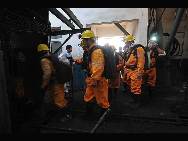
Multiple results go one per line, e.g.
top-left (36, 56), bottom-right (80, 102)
top-left (165, 8), bottom-right (185, 54)
top-left (90, 108), bottom-right (111, 133)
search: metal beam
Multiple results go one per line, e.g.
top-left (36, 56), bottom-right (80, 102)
top-left (49, 8), bottom-right (75, 29)
top-left (53, 34), bottom-right (73, 54)
top-left (114, 22), bottom-right (130, 35)
top-left (61, 8), bottom-right (83, 29)
top-left (90, 108), bottom-right (111, 133)
top-left (165, 8), bottom-right (185, 54)
top-left (50, 28), bottom-right (90, 36)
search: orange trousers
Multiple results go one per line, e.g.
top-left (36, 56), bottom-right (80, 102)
top-left (48, 83), bottom-right (68, 108)
top-left (84, 77), bottom-right (110, 109)
top-left (125, 69), bottom-right (143, 95)
top-left (145, 67), bottom-right (156, 87)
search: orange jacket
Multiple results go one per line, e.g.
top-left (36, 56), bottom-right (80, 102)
top-left (89, 47), bottom-right (105, 81)
top-left (126, 46), bottom-right (145, 74)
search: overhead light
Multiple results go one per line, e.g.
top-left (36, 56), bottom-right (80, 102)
top-left (150, 36), bottom-right (157, 41)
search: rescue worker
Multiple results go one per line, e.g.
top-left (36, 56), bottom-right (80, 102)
top-left (144, 39), bottom-right (166, 97)
top-left (108, 45), bottom-right (124, 106)
top-left (37, 44), bottom-right (71, 124)
top-left (123, 35), bottom-right (145, 108)
top-left (80, 30), bottom-right (110, 117)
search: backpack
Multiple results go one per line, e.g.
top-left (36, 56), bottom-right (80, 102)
top-left (43, 54), bottom-right (73, 83)
top-left (126, 44), bottom-right (151, 70)
top-left (88, 45), bottom-right (117, 80)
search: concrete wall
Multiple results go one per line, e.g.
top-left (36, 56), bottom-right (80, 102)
top-left (49, 8), bottom-right (148, 58)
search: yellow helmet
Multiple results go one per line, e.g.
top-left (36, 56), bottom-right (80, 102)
top-left (123, 35), bottom-right (135, 42)
top-left (37, 44), bottom-right (49, 52)
top-left (81, 30), bottom-right (95, 39)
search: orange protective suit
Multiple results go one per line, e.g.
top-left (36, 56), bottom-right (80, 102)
top-left (144, 51), bottom-right (157, 87)
top-left (84, 45), bottom-right (110, 109)
top-left (40, 58), bottom-right (67, 108)
top-left (123, 46), bottom-right (145, 95)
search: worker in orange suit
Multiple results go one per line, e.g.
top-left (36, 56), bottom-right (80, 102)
top-left (145, 39), bottom-right (166, 97)
top-left (108, 46), bottom-right (124, 106)
top-left (123, 35), bottom-right (145, 108)
top-left (37, 44), bottom-right (71, 124)
top-left (80, 30), bottom-right (110, 117)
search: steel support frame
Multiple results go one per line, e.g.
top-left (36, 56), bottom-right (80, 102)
top-left (114, 22), bottom-right (130, 35)
top-left (50, 28), bottom-right (90, 36)
top-left (49, 8), bottom-right (75, 29)
top-left (53, 34), bottom-right (73, 54)
top-left (61, 8), bottom-right (83, 29)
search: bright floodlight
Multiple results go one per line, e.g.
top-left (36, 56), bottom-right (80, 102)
top-left (150, 36), bottom-right (157, 41)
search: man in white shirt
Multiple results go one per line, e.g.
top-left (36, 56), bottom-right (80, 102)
top-left (59, 45), bottom-right (74, 104)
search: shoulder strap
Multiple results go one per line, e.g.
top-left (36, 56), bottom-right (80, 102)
top-left (88, 46), bottom-right (99, 62)
top-left (125, 44), bottom-right (138, 61)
